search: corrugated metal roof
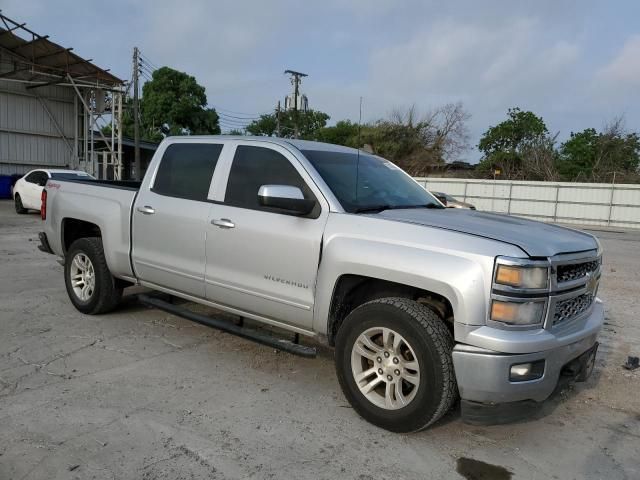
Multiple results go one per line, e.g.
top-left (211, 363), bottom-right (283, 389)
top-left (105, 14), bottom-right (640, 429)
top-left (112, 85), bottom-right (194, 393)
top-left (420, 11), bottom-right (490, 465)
top-left (0, 11), bottom-right (122, 88)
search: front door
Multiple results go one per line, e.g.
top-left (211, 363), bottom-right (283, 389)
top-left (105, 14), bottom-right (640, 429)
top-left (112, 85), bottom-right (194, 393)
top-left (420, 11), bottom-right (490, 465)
top-left (132, 142), bottom-right (224, 298)
top-left (205, 143), bottom-right (328, 330)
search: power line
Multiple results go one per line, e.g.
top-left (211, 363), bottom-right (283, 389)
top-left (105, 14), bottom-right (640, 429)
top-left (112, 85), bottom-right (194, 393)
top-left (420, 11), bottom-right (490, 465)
top-left (218, 119), bottom-right (253, 128)
top-left (138, 62), bottom-right (154, 74)
top-left (138, 61), bottom-right (154, 73)
top-left (216, 113), bottom-right (256, 124)
top-left (218, 115), bottom-right (252, 123)
top-left (138, 64), bottom-right (154, 78)
top-left (140, 58), bottom-right (158, 71)
top-left (219, 125), bottom-right (248, 133)
top-left (219, 124), bottom-right (251, 131)
top-left (139, 70), bottom-right (153, 82)
top-left (217, 112), bottom-right (261, 121)
top-left (219, 116), bottom-right (252, 123)
top-left (139, 51), bottom-right (159, 70)
top-left (213, 105), bottom-right (271, 117)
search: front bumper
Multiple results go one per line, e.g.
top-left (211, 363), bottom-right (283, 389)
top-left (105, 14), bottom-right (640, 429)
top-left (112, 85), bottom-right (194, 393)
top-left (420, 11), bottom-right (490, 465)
top-left (452, 300), bottom-right (603, 412)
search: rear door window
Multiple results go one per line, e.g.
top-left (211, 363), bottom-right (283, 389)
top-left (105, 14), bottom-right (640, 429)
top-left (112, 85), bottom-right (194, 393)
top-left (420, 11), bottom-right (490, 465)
top-left (25, 171), bottom-right (44, 184)
top-left (152, 143), bottom-right (223, 201)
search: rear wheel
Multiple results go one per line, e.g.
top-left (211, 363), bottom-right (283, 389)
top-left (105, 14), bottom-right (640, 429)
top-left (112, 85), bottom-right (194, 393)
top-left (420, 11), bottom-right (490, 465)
top-left (14, 194), bottom-right (27, 214)
top-left (64, 237), bottom-right (122, 314)
top-left (335, 297), bottom-right (458, 432)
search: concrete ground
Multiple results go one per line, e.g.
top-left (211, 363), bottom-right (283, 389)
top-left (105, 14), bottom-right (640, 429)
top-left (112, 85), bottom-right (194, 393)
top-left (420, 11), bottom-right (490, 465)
top-left (0, 199), bottom-right (638, 480)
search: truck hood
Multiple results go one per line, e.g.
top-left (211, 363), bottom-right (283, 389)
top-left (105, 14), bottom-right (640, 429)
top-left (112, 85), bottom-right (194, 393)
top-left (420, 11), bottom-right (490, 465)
top-left (373, 208), bottom-right (598, 257)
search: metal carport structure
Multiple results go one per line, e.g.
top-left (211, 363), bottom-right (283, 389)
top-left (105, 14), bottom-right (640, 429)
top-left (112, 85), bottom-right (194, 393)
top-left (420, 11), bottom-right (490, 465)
top-left (0, 11), bottom-right (126, 179)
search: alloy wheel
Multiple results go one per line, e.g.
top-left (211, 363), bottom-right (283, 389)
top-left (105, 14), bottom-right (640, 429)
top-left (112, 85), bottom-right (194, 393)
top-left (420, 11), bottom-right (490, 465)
top-left (69, 253), bottom-right (95, 301)
top-left (351, 327), bottom-right (421, 410)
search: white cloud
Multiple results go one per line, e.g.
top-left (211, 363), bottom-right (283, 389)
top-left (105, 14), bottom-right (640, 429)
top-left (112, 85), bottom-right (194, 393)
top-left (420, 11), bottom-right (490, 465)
top-left (596, 35), bottom-right (640, 88)
top-left (310, 17), bottom-right (583, 149)
top-left (2, 0), bottom-right (638, 158)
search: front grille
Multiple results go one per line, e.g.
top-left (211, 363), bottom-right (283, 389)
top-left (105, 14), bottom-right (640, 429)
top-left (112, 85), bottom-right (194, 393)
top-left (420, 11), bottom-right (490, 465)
top-left (554, 293), bottom-right (594, 326)
top-left (557, 259), bottom-right (599, 283)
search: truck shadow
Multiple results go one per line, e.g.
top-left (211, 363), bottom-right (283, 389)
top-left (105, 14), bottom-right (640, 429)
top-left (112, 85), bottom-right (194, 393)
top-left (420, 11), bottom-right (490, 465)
top-left (115, 289), bottom-right (609, 431)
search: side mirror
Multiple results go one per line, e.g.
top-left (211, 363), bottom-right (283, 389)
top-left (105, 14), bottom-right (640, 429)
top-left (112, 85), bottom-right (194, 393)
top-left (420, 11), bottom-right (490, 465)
top-left (433, 193), bottom-right (447, 206)
top-left (258, 185), bottom-right (316, 215)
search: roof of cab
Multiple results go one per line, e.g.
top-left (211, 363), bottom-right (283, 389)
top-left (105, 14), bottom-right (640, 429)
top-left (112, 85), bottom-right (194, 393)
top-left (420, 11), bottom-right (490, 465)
top-left (162, 135), bottom-right (360, 155)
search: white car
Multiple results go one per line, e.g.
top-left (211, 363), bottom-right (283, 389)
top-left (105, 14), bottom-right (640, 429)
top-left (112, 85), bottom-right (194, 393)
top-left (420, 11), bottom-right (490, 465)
top-left (13, 169), bottom-right (94, 214)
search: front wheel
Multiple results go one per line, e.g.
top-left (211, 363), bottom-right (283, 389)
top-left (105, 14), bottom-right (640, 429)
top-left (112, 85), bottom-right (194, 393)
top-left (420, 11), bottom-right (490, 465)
top-left (335, 297), bottom-right (458, 432)
top-left (64, 237), bottom-right (122, 314)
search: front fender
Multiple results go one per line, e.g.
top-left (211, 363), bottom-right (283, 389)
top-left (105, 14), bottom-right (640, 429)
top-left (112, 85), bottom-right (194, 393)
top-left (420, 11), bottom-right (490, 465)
top-left (312, 213), bottom-right (526, 336)
top-left (314, 237), bottom-right (488, 334)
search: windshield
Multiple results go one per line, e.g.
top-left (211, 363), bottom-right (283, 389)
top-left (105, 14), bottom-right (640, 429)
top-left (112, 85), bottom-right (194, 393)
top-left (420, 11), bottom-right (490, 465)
top-left (302, 149), bottom-right (442, 213)
top-left (50, 172), bottom-right (94, 180)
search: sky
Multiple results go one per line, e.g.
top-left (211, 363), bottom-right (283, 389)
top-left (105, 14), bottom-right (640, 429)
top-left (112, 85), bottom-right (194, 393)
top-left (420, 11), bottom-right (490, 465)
top-left (3, 0), bottom-right (639, 162)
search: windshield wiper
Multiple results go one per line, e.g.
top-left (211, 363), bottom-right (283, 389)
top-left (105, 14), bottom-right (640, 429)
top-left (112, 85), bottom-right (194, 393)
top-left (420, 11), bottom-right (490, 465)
top-left (354, 203), bottom-right (443, 214)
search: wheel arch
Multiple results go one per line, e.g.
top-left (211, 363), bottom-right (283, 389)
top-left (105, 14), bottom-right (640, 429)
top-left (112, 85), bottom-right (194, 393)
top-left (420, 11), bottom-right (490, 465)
top-left (325, 274), bottom-right (455, 346)
top-left (313, 234), bottom-right (492, 339)
top-left (61, 218), bottom-right (102, 254)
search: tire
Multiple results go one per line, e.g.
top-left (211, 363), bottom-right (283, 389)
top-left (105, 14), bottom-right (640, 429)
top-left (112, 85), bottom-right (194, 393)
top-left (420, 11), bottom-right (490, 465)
top-left (335, 297), bottom-right (458, 432)
top-left (14, 194), bottom-right (27, 214)
top-left (64, 237), bottom-right (122, 315)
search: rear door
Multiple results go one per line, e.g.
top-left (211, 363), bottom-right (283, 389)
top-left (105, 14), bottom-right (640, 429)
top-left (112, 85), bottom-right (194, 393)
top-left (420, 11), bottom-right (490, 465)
top-left (204, 142), bottom-right (329, 330)
top-left (132, 141), bottom-right (224, 298)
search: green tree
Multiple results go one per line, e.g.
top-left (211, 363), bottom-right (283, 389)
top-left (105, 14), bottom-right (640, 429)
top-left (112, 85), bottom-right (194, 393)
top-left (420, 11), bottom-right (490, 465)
top-left (558, 128), bottom-right (599, 180)
top-left (558, 119), bottom-right (640, 182)
top-left (103, 67), bottom-right (220, 142)
top-left (140, 67), bottom-right (220, 140)
top-left (245, 113), bottom-right (278, 136)
top-left (478, 107), bottom-right (549, 179)
top-left (357, 104), bottom-right (470, 176)
top-left (246, 109), bottom-right (329, 138)
top-left (312, 120), bottom-right (361, 147)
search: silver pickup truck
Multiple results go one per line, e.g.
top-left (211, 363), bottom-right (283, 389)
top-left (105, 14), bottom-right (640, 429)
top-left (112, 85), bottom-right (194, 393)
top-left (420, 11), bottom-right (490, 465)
top-left (39, 136), bottom-right (604, 432)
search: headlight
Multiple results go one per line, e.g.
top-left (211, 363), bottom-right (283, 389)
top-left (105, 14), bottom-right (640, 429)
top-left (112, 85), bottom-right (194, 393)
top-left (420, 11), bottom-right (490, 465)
top-left (495, 264), bottom-right (548, 289)
top-left (491, 300), bottom-right (546, 325)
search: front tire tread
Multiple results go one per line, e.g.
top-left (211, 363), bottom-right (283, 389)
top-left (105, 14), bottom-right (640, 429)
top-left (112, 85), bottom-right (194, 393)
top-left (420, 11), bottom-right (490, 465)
top-left (335, 297), bottom-right (458, 432)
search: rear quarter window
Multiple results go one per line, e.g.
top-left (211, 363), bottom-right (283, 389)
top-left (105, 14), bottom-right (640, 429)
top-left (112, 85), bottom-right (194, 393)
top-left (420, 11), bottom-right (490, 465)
top-left (24, 171), bottom-right (43, 183)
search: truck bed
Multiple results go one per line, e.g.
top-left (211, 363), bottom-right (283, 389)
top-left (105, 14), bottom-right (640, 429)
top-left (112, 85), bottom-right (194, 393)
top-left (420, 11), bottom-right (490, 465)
top-left (44, 177), bottom-right (140, 279)
top-left (56, 178), bottom-right (142, 191)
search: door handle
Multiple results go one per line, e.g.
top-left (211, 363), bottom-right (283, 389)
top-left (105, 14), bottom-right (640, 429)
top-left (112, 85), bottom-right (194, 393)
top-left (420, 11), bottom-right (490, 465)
top-left (211, 218), bottom-right (235, 229)
top-left (137, 205), bottom-right (155, 215)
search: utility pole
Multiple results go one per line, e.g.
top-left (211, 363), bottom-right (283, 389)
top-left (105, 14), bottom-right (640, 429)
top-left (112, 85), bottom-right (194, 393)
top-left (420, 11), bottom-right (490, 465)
top-left (284, 70), bottom-right (307, 139)
top-left (275, 100), bottom-right (281, 137)
top-left (133, 47), bottom-right (141, 180)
